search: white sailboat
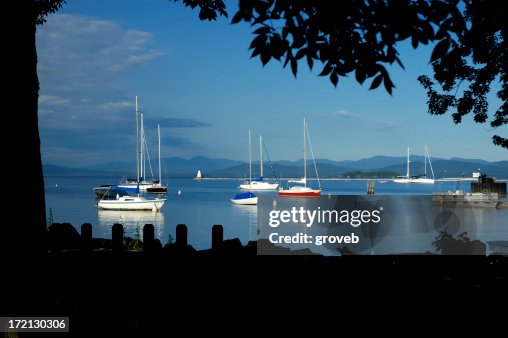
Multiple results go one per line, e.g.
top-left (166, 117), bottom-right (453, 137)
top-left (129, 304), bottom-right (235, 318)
top-left (97, 186), bottom-right (166, 211)
top-left (94, 97), bottom-right (165, 196)
top-left (194, 170), bottom-right (203, 180)
top-left (239, 135), bottom-right (279, 190)
top-left (279, 118), bottom-right (321, 197)
top-left (117, 99), bottom-right (165, 192)
top-left (231, 130), bottom-right (258, 205)
top-left (393, 145), bottom-right (435, 184)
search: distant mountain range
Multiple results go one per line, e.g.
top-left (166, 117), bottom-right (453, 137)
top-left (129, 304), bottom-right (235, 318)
top-left (43, 155), bottom-right (508, 179)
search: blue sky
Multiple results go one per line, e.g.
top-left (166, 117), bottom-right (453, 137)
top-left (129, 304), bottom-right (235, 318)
top-left (36, 0), bottom-right (506, 168)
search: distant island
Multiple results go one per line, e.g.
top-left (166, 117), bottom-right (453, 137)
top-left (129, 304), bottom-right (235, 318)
top-left (43, 155), bottom-right (508, 180)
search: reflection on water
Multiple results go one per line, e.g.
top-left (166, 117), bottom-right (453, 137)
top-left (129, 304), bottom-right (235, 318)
top-left (44, 177), bottom-right (508, 253)
top-left (258, 195), bottom-right (508, 255)
top-left (230, 204), bottom-right (257, 242)
top-left (97, 209), bottom-right (165, 240)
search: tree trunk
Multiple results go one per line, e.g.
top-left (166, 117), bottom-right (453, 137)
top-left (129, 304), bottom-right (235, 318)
top-left (5, 4), bottom-right (47, 258)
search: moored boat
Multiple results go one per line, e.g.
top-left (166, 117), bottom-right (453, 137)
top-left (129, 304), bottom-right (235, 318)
top-left (230, 192), bottom-right (258, 205)
top-left (393, 145), bottom-right (435, 184)
top-left (239, 135), bottom-right (279, 190)
top-left (97, 187), bottom-right (166, 211)
top-left (279, 118), bottom-right (321, 197)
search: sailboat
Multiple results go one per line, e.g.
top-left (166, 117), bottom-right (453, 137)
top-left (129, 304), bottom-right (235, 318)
top-left (393, 145), bottom-right (435, 184)
top-left (279, 118), bottom-right (321, 197)
top-left (118, 99), bottom-right (165, 192)
top-left (93, 97), bottom-right (165, 196)
top-left (97, 185), bottom-right (166, 211)
top-left (194, 170), bottom-right (203, 180)
top-left (146, 124), bottom-right (168, 194)
top-left (231, 130), bottom-right (258, 205)
top-left (239, 135), bottom-right (279, 190)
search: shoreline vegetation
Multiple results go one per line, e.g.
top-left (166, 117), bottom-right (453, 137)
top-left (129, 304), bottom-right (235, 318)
top-left (41, 222), bottom-right (508, 257)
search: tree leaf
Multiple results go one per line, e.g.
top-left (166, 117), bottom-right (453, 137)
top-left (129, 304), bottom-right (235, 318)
top-left (369, 74), bottom-right (383, 90)
top-left (411, 33), bottom-right (419, 49)
top-left (330, 71), bottom-right (338, 87)
top-left (355, 68), bottom-right (366, 84)
top-left (249, 35), bottom-right (266, 51)
top-left (261, 51), bottom-right (271, 66)
top-left (307, 54), bottom-right (314, 70)
top-left (319, 62), bottom-right (333, 76)
top-left (430, 38), bottom-right (450, 63)
top-left (253, 26), bottom-right (271, 35)
top-left (291, 58), bottom-right (298, 77)
top-left (384, 75), bottom-right (395, 95)
top-left (231, 12), bottom-right (244, 24)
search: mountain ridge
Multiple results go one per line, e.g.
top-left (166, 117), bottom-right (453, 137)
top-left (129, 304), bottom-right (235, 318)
top-left (43, 156), bottom-right (508, 179)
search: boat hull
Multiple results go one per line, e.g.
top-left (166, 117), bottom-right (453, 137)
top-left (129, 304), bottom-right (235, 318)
top-left (230, 197), bottom-right (258, 205)
top-left (97, 199), bottom-right (166, 211)
top-left (239, 182), bottom-right (279, 190)
top-left (278, 187), bottom-right (321, 197)
top-left (117, 182), bottom-right (161, 192)
top-left (231, 192), bottom-right (258, 205)
top-left (146, 186), bottom-right (168, 194)
top-left (393, 178), bottom-right (435, 184)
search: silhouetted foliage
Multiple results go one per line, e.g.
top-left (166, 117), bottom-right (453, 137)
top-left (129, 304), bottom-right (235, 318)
top-left (177, 0), bottom-right (506, 149)
top-left (418, 0), bottom-right (507, 149)
top-left (33, 0), bottom-right (66, 25)
top-left (432, 228), bottom-right (486, 255)
top-left (172, 0), bottom-right (227, 21)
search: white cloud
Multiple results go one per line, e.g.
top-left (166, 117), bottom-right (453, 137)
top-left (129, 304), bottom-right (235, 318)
top-left (36, 14), bottom-right (166, 130)
top-left (334, 110), bottom-right (356, 118)
top-left (99, 100), bottom-right (135, 112)
top-left (38, 94), bottom-right (70, 106)
top-left (37, 14), bottom-right (165, 91)
top-left (333, 109), bottom-right (398, 129)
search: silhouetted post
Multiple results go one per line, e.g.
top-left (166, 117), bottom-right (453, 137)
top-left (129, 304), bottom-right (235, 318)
top-left (81, 223), bottom-right (92, 253)
top-left (212, 224), bottom-right (223, 250)
top-left (143, 224), bottom-right (155, 254)
top-left (176, 224), bottom-right (187, 249)
top-left (112, 223), bottom-right (124, 253)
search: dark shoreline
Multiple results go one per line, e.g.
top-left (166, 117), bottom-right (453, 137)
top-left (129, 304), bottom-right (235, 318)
top-left (4, 252), bottom-right (507, 336)
top-left (4, 224), bottom-right (507, 336)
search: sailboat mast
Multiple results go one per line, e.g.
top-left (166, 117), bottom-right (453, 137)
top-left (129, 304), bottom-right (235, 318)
top-left (158, 124), bottom-right (161, 184)
top-left (136, 96), bottom-right (140, 183)
top-left (406, 147), bottom-right (410, 178)
top-left (426, 145), bottom-right (435, 179)
top-left (304, 118), bottom-right (307, 187)
top-left (140, 113), bottom-right (145, 180)
top-left (424, 145), bottom-right (427, 177)
top-left (249, 130), bottom-right (252, 189)
top-left (260, 135), bottom-right (263, 178)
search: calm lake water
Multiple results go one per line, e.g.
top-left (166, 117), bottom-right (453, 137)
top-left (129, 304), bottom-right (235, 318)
top-left (44, 176), bottom-right (508, 254)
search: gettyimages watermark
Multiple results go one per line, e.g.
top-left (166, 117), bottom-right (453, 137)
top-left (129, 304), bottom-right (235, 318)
top-left (267, 206), bottom-right (382, 246)
top-left (257, 195), bottom-right (481, 255)
top-left (268, 206), bottom-right (382, 228)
